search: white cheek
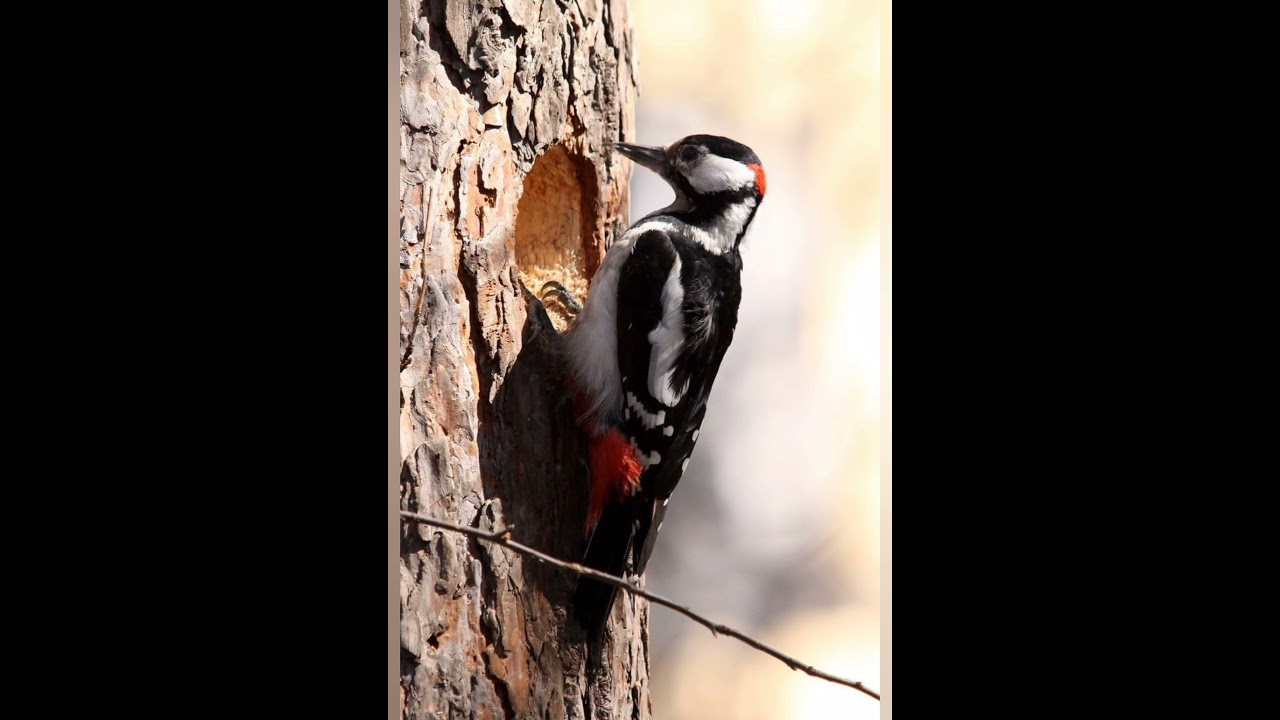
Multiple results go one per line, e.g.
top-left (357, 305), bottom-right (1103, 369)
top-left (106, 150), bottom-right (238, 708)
top-left (685, 155), bottom-right (757, 193)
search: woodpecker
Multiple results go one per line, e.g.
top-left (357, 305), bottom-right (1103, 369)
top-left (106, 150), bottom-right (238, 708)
top-left (559, 134), bottom-right (767, 664)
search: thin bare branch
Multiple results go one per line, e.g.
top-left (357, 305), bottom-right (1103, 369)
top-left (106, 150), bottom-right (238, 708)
top-left (399, 510), bottom-right (880, 701)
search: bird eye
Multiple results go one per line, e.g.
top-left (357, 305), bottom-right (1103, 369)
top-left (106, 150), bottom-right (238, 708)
top-left (679, 147), bottom-right (700, 164)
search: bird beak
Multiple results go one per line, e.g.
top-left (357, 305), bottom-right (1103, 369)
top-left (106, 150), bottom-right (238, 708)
top-left (616, 143), bottom-right (670, 175)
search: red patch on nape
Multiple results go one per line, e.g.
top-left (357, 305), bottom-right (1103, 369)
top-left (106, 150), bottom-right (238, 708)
top-left (747, 162), bottom-right (767, 196)
top-left (585, 429), bottom-right (643, 535)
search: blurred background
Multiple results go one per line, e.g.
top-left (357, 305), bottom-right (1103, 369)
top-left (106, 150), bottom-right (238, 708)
top-left (626, 1), bottom-right (881, 717)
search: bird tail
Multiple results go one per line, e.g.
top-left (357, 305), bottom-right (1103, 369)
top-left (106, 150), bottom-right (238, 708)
top-left (573, 502), bottom-right (634, 668)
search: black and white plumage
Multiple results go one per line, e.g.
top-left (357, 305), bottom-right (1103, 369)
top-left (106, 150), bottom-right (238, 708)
top-left (562, 134), bottom-right (766, 663)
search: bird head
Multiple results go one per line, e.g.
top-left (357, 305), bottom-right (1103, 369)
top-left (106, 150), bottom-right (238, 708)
top-left (617, 134), bottom-right (766, 205)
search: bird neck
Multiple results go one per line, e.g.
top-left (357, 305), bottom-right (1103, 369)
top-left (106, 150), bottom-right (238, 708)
top-left (646, 193), bottom-right (759, 256)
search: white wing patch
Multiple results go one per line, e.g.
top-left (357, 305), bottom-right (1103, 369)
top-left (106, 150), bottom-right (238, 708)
top-left (686, 155), bottom-right (758, 194)
top-left (647, 253), bottom-right (688, 406)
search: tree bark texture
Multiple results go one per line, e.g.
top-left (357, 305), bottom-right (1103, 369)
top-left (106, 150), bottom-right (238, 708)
top-left (398, 1), bottom-right (643, 718)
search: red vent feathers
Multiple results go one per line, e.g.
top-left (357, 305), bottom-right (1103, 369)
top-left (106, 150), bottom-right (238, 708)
top-left (586, 429), bottom-right (643, 534)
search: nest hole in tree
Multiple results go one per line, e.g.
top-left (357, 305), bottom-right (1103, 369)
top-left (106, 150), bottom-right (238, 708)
top-left (514, 145), bottom-right (598, 332)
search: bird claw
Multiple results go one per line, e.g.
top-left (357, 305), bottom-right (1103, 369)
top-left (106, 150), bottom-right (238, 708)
top-left (540, 281), bottom-right (583, 319)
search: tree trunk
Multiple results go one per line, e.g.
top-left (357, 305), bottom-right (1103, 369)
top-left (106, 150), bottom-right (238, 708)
top-left (398, 0), bottom-right (643, 718)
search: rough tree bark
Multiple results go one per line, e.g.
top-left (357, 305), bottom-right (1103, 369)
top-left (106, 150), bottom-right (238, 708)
top-left (398, 0), bottom-right (645, 718)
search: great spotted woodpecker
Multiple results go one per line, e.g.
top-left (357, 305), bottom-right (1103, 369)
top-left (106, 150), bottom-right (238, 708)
top-left (559, 134), bottom-right (766, 663)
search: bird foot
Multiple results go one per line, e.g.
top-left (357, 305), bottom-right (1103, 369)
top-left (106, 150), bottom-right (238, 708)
top-left (540, 281), bottom-right (583, 319)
